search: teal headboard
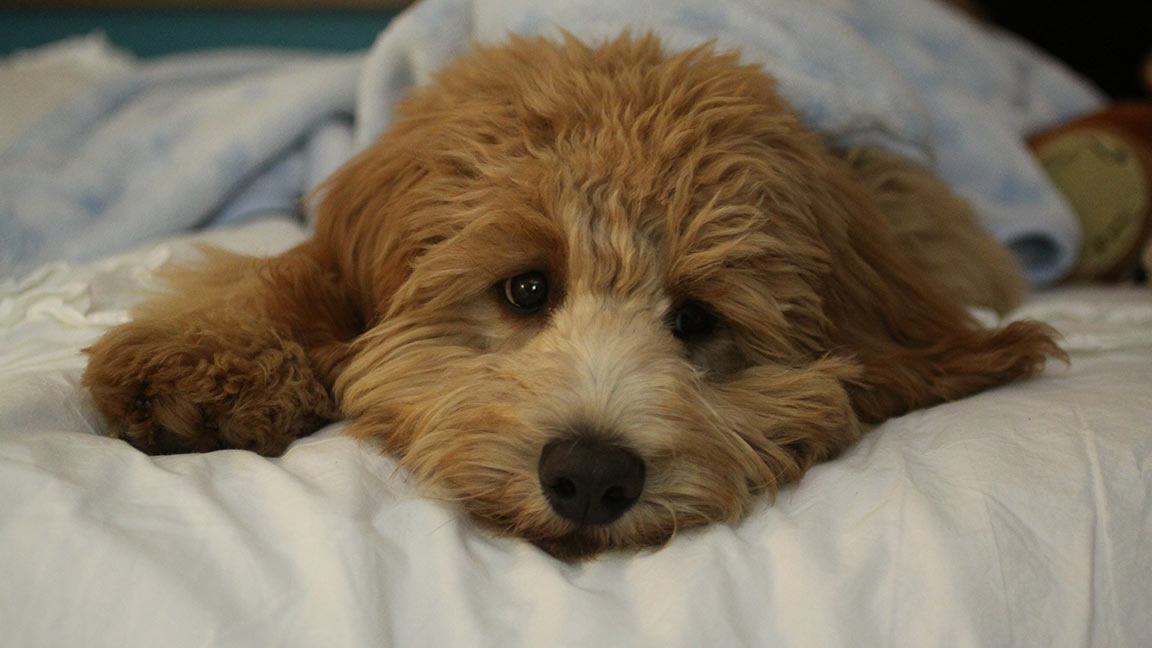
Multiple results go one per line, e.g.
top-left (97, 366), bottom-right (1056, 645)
top-left (0, 8), bottom-right (400, 57)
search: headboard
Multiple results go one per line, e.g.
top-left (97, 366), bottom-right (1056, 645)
top-left (0, 1), bottom-right (412, 57)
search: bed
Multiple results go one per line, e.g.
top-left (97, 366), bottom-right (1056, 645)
top-left (2, 1), bottom-right (1150, 646)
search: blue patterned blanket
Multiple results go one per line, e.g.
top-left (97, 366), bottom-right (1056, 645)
top-left (0, 0), bottom-right (1102, 283)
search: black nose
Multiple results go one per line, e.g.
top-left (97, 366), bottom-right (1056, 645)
top-left (538, 438), bottom-right (646, 526)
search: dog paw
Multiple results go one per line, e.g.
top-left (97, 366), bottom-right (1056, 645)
top-left (82, 316), bottom-right (333, 456)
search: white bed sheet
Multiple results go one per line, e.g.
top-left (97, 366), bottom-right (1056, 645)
top-left (1, 219), bottom-right (1150, 647)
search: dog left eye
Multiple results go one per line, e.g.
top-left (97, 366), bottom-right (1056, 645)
top-left (502, 272), bottom-right (549, 312)
top-left (671, 301), bottom-right (716, 340)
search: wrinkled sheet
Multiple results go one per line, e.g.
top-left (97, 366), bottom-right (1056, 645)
top-left (1, 0), bottom-right (1101, 282)
top-left (1, 219), bottom-right (1150, 647)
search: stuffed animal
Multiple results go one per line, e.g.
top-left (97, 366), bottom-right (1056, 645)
top-left (1029, 103), bottom-right (1152, 283)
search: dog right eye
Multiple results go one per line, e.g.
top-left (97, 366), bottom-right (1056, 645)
top-left (502, 272), bottom-right (549, 312)
top-left (670, 301), bottom-right (717, 340)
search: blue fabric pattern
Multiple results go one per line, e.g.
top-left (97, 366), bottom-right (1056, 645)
top-left (1, 0), bottom-right (1102, 283)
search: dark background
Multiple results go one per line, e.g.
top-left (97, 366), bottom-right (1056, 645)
top-left (977, 0), bottom-right (1149, 99)
top-left (0, 0), bottom-right (1147, 99)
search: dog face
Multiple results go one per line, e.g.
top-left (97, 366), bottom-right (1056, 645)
top-left (319, 35), bottom-right (1057, 558)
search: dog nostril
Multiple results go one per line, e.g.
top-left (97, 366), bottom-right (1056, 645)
top-left (550, 477), bottom-right (578, 500)
top-left (538, 437), bottom-right (646, 526)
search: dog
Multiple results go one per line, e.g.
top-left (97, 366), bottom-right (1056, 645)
top-left (82, 34), bottom-right (1062, 559)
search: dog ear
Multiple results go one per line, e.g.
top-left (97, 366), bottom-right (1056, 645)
top-left (813, 160), bottom-right (1065, 424)
top-left (310, 132), bottom-right (427, 325)
top-left (310, 69), bottom-right (507, 326)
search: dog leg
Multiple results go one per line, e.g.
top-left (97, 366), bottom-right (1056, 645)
top-left (810, 151), bottom-right (1064, 423)
top-left (82, 243), bottom-right (359, 455)
top-left (845, 150), bottom-right (1028, 314)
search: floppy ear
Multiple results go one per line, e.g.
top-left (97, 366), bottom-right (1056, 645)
top-left (813, 157), bottom-right (1064, 424)
top-left (310, 130), bottom-right (430, 325)
top-left (309, 60), bottom-right (508, 325)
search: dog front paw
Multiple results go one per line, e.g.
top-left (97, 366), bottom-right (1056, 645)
top-left (82, 316), bottom-right (333, 456)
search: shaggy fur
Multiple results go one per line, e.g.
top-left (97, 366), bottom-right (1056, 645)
top-left (83, 34), bottom-right (1063, 559)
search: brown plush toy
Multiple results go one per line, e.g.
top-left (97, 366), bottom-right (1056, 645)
top-left (1029, 103), bottom-right (1152, 283)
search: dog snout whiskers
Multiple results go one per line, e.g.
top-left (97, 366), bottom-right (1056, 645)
top-left (537, 437), bottom-right (645, 526)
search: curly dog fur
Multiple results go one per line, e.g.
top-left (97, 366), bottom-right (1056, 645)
top-left (83, 34), bottom-right (1062, 558)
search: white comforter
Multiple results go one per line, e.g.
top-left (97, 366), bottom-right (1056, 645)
top-left (1, 219), bottom-right (1150, 647)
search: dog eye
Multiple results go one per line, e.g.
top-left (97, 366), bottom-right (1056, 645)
top-left (502, 272), bottom-right (549, 312)
top-left (670, 301), bottom-right (716, 340)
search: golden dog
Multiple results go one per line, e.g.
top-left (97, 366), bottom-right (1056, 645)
top-left (83, 34), bottom-right (1061, 558)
